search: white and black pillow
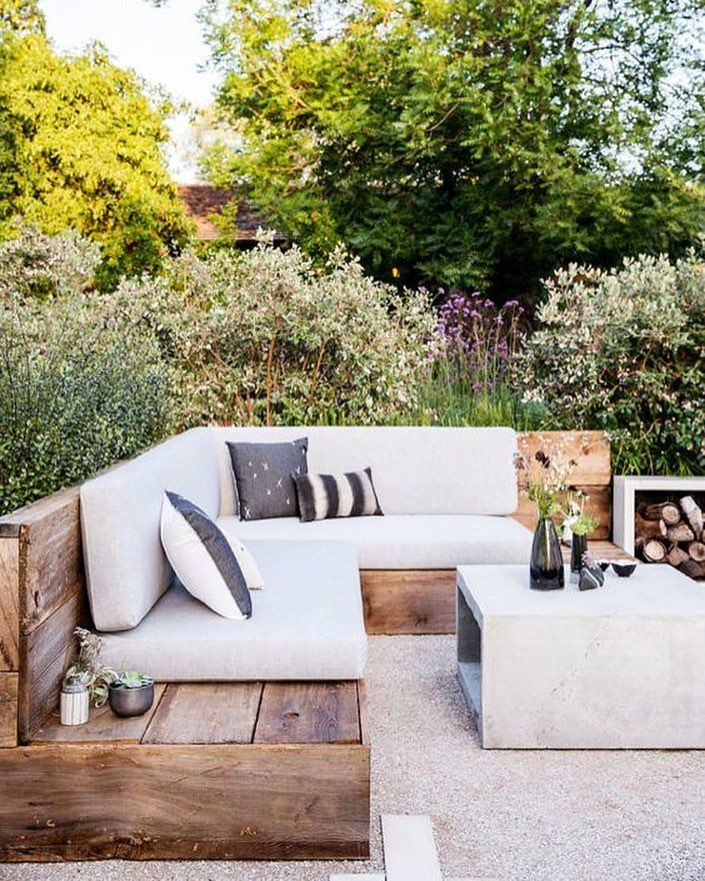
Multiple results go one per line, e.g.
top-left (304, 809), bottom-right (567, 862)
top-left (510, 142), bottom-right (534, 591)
top-left (292, 468), bottom-right (383, 523)
top-left (160, 491), bottom-right (252, 619)
top-left (227, 438), bottom-right (308, 521)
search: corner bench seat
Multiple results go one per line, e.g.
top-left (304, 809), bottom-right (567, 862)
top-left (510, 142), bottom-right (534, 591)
top-left (99, 540), bottom-right (367, 681)
top-left (217, 513), bottom-right (532, 569)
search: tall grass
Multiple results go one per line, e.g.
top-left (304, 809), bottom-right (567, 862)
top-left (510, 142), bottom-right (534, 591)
top-left (411, 361), bottom-right (544, 429)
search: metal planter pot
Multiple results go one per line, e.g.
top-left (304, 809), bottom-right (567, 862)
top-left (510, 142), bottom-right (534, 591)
top-left (108, 682), bottom-right (155, 718)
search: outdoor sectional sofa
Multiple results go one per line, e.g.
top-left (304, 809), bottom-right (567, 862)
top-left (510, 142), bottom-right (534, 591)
top-left (80, 426), bottom-right (532, 681)
top-left (0, 427), bottom-right (612, 862)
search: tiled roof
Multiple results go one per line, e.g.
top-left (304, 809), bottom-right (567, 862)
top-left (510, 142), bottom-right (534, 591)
top-left (177, 184), bottom-right (285, 242)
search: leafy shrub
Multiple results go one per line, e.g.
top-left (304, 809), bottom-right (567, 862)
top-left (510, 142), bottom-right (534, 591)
top-left (0, 226), bottom-right (100, 300)
top-left (114, 242), bottom-right (439, 427)
top-left (0, 292), bottom-right (172, 514)
top-left (518, 254), bottom-right (705, 475)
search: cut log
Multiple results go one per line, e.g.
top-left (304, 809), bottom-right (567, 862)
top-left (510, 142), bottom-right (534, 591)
top-left (639, 501), bottom-right (681, 525)
top-left (667, 523), bottom-right (695, 544)
top-left (678, 559), bottom-right (704, 580)
top-left (641, 538), bottom-right (667, 563)
top-left (687, 541), bottom-right (705, 563)
top-left (680, 496), bottom-right (704, 538)
top-left (634, 514), bottom-right (667, 544)
top-left (667, 545), bottom-right (690, 567)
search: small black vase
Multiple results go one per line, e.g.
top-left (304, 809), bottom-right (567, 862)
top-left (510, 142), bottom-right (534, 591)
top-left (570, 532), bottom-right (588, 582)
top-left (530, 517), bottom-right (565, 591)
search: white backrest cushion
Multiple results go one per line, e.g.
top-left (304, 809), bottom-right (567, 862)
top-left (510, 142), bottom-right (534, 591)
top-left (81, 427), bottom-right (219, 632)
top-left (212, 426), bottom-right (519, 517)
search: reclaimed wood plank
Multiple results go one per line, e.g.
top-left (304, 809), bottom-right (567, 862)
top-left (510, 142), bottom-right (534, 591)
top-left (0, 537), bottom-right (20, 670)
top-left (32, 684), bottom-right (166, 744)
top-left (365, 543), bottom-right (629, 637)
top-left (0, 741), bottom-right (370, 861)
top-left (18, 488), bottom-right (84, 634)
top-left (382, 815), bottom-right (442, 881)
top-left (20, 589), bottom-right (88, 743)
top-left (254, 682), bottom-right (360, 744)
top-left (0, 672), bottom-right (18, 748)
top-left (361, 570), bottom-right (456, 635)
top-left (143, 682), bottom-right (262, 745)
top-left (517, 431), bottom-right (611, 486)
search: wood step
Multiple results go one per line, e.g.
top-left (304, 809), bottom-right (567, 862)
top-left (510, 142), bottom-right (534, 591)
top-left (33, 684), bottom-right (166, 743)
top-left (254, 681), bottom-right (360, 744)
top-left (143, 682), bottom-right (262, 744)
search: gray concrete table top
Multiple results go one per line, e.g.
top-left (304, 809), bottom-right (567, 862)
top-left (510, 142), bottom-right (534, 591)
top-left (457, 563), bottom-right (705, 620)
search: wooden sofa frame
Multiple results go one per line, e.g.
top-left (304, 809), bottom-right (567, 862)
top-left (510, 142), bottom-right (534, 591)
top-left (0, 429), bottom-right (613, 861)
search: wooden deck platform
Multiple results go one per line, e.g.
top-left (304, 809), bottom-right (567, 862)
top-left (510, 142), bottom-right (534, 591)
top-left (0, 680), bottom-right (370, 861)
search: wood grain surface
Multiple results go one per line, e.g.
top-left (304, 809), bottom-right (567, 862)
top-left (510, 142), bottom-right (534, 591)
top-left (361, 570), bottom-right (456, 635)
top-left (254, 682), bottom-right (360, 744)
top-left (144, 682), bottom-right (263, 744)
top-left (0, 741), bottom-right (370, 861)
top-left (33, 684), bottom-right (166, 744)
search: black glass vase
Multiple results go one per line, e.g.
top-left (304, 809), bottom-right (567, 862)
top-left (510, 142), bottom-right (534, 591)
top-left (530, 517), bottom-right (565, 591)
top-left (570, 532), bottom-right (588, 582)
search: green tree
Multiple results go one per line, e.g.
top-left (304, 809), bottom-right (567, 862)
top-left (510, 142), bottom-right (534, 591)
top-left (200, 0), bottom-right (705, 297)
top-left (0, 8), bottom-right (191, 289)
top-left (0, 0), bottom-right (43, 34)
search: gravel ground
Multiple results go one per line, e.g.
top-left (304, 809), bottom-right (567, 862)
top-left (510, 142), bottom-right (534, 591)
top-left (3, 635), bottom-right (705, 881)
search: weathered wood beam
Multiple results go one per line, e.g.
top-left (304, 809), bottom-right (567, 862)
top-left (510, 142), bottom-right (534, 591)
top-left (0, 740), bottom-right (370, 861)
top-left (361, 570), bottom-right (456, 635)
top-left (0, 538), bottom-right (20, 672)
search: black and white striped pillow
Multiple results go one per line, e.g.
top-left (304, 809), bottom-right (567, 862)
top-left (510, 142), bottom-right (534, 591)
top-left (292, 468), bottom-right (383, 523)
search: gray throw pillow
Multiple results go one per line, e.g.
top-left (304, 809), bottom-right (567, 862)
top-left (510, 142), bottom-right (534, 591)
top-left (227, 437), bottom-right (308, 521)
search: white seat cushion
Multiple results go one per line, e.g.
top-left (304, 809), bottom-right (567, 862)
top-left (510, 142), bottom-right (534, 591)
top-left (217, 514), bottom-right (533, 569)
top-left (98, 540), bottom-right (367, 681)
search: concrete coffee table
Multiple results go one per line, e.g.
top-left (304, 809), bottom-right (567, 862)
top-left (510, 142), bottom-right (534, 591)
top-left (457, 563), bottom-right (705, 749)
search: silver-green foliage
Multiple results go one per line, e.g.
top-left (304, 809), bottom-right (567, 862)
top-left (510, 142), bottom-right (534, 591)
top-left (115, 241), bottom-right (439, 428)
top-left (0, 231), bottom-right (172, 515)
top-left (519, 254), bottom-right (705, 475)
top-left (0, 226), bottom-right (100, 300)
top-left (112, 670), bottom-right (154, 689)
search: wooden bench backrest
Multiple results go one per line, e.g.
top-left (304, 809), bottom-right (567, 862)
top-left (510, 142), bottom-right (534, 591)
top-left (513, 431), bottom-right (612, 539)
top-left (0, 487), bottom-right (87, 745)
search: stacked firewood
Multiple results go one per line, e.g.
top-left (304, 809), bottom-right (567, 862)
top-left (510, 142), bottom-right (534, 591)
top-left (636, 497), bottom-right (705, 580)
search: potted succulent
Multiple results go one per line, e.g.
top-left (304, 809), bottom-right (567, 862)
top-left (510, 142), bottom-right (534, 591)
top-left (64, 627), bottom-right (116, 709)
top-left (108, 670), bottom-right (155, 718)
